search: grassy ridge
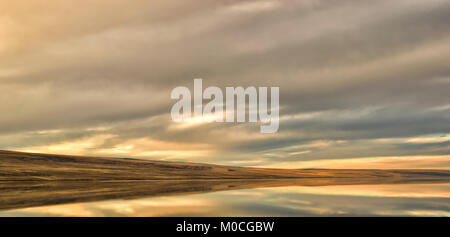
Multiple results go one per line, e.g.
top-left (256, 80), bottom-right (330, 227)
top-left (1, 150), bottom-right (449, 181)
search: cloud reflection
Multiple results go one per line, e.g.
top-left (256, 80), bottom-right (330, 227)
top-left (1, 183), bottom-right (449, 217)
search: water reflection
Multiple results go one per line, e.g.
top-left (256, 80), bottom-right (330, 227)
top-left (0, 182), bottom-right (449, 216)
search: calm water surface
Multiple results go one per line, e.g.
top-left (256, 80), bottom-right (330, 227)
top-left (1, 183), bottom-right (449, 217)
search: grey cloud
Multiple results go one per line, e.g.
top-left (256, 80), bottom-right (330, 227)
top-left (1, 0), bottom-right (450, 166)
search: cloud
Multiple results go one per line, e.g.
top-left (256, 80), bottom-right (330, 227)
top-left (1, 0), bottom-right (449, 168)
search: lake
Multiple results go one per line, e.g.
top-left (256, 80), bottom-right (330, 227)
top-left (0, 181), bottom-right (449, 216)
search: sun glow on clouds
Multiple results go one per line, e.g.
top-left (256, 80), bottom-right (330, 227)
top-left (371, 134), bottom-right (450, 145)
top-left (169, 113), bottom-right (222, 129)
top-left (19, 134), bottom-right (214, 161)
top-left (262, 155), bottom-right (450, 169)
top-left (406, 135), bottom-right (450, 144)
top-left (226, 0), bottom-right (280, 13)
top-left (19, 134), bottom-right (115, 155)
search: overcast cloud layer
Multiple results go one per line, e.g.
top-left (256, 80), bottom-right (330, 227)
top-left (1, 0), bottom-right (450, 168)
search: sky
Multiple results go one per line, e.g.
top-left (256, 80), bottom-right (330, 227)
top-left (1, 0), bottom-right (449, 169)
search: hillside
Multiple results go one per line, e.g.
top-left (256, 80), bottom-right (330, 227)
top-left (1, 150), bottom-right (449, 181)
